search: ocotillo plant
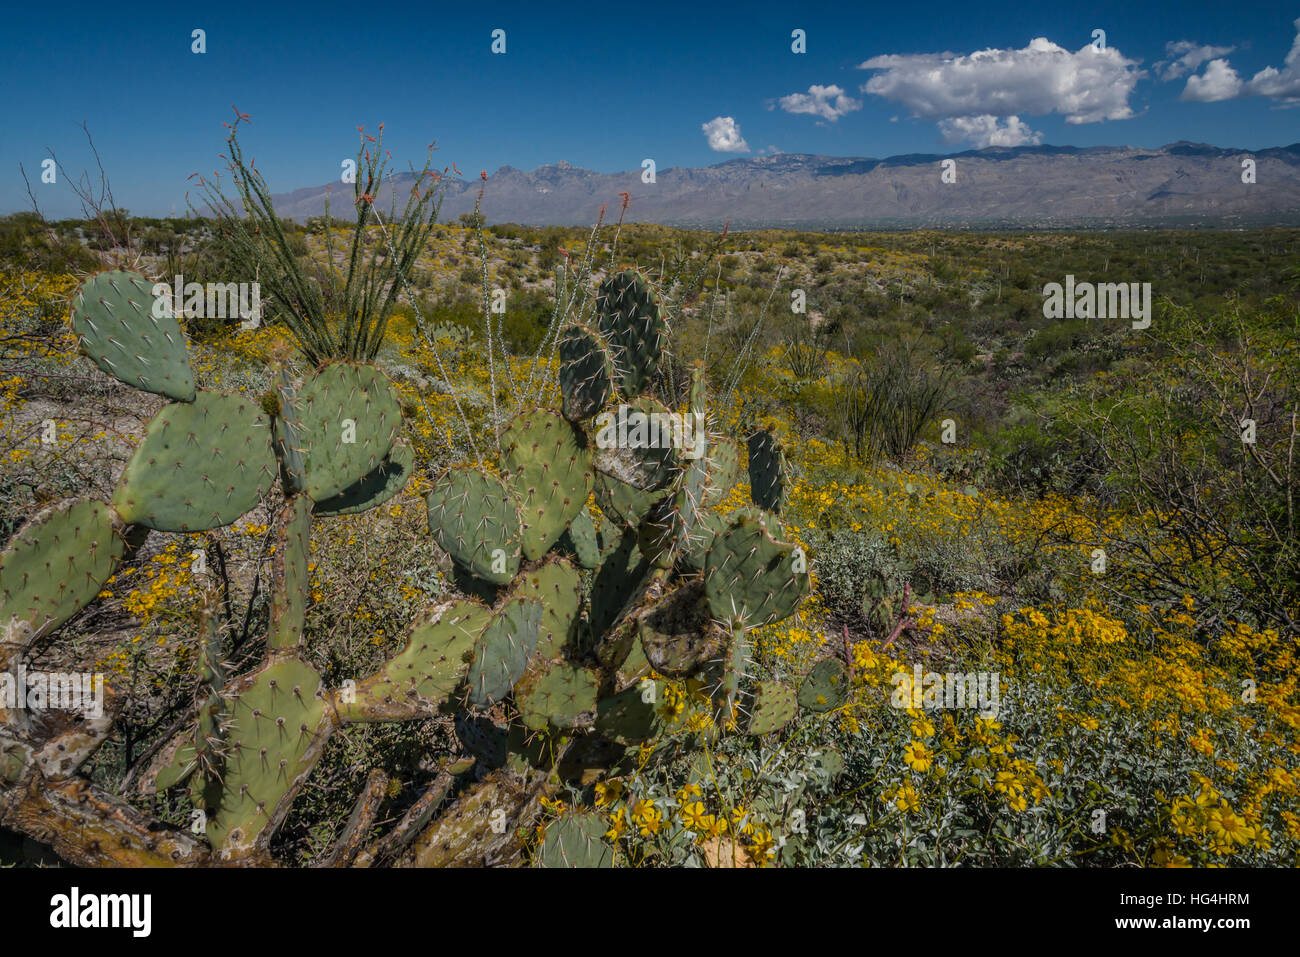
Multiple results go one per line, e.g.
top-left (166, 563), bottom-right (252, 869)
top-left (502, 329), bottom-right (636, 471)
top-left (0, 259), bottom-right (844, 867)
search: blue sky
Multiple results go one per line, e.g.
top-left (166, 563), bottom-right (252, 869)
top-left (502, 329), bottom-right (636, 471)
top-left (2, 0), bottom-right (1298, 215)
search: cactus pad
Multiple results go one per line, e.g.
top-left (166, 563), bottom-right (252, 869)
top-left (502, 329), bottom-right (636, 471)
top-left (500, 410), bottom-right (593, 560)
top-left (0, 499), bottom-right (123, 646)
top-left (312, 439), bottom-right (413, 517)
top-left (595, 680), bottom-right (664, 745)
top-left (112, 392), bottom-right (277, 531)
top-left (535, 813), bottom-right (614, 867)
top-left (566, 508), bottom-right (601, 569)
top-left (798, 658), bottom-right (848, 713)
top-left (704, 436), bottom-right (741, 507)
top-left (747, 428), bottom-right (786, 514)
top-left (208, 658), bottom-right (329, 855)
top-left (466, 597), bottom-right (543, 707)
top-left (638, 581), bottom-right (724, 677)
top-left (339, 600), bottom-right (489, 721)
top-left (269, 496), bottom-right (311, 649)
top-left (70, 270), bottom-right (196, 401)
top-left (297, 362), bottom-right (403, 502)
top-left (426, 467), bottom-right (523, 585)
top-left (744, 680), bottom-right (797, 735)
top-left (558, 325), bottom-right (614, 422)
top-left (703, 512), bottom-right (809, 628)
top-left (596, 270), bottom-right (665, 396)
top-left (515, 660), bottom-right (599, 730)
top-left (508, 557), bottom-right (582, 659)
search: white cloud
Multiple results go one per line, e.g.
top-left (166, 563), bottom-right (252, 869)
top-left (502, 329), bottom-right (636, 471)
top-left (1179, 18), bottom-right (1300, 105)
top-left (701, 116), bottom-right (750, 153)
top-left (857, 37), bottom-right (1142, 125)
top-left (778, 84), bottom-right (863, 122)
top-left (1181, 58), bottom-right (1244, 101)
top-left (938, 114), bottom-right (1043, 148)
top-left (1156, 40), bottom-right (1235, 81)
top-left (1245, 17), bottom-right (1300, 103)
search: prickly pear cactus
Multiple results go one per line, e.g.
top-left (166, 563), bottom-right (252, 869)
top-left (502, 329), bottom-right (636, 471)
top-left (0, 266), bottom-right (827, 869)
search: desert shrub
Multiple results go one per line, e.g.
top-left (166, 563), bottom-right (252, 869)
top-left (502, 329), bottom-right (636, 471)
top-left (838, 338), bottom-right (953, 462)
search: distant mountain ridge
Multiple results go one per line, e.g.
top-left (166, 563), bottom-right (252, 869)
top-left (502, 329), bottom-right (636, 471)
top-left (271, 142), bottom-right (1300, 229)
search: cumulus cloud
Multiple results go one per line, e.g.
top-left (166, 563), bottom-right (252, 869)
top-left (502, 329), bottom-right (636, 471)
top-left (1156, 40), bottom-right (1236, 81)
top-left (1179, 18), bottom-right (1300, 105)
top-left (857, 37), bottom-right (1142, 125)
top-left (1181, 58), bottom-right (1244, 101)
top-left (1244, 17), bottom-right (1300, 103)
top-left (701, 116), bottom-right (750, 153)
top-left (777, 84), bottom-right (863, 122)
top-left (938, 114), bottom-right (1043, 148)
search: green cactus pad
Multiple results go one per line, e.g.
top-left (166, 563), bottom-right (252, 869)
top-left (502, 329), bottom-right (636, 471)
top-left (595, 474), bottom-right (673, 528)
top-left (745, 680), bottom-right (797, 735)
top-left (338, 600), bottom-right (489, 721)
top-left (270, 369), bottom-right (306, 493)
top-left (208, 658), bottom-right (330, 855)
top-left (678, 509), bottom-right (728, 574)
top-left (112, 392), bottom-right (277, 531)
top-left (747, 428), bottom-right (786, 514)
top-left (798, 658), bottom-right (848, 713)
top-left (595, 680), bottom-right (664, 745)
top-left (425, 466), bottom-right (523, 585)
top-left (270, 496), bottom-right (311, 650)
top-left (535, 813), bottom-right (614, 868)
top-left (703, 512), bottom-right (809, 628)
top-left (704, 436), bottom-right (741, 507)
top-left (566, 508), bottom-right (601, 569)
top-left (558, 325), bottom-right (614, 422)
top-left (713, 629), bottom-right (749, 711)
top-left (312, 439), bottom-right (413, 517)
top-left (70, 270), bottom-right (196, 401)
top-left (638, 581), bottom-right (724, 678)
top-left (466, 597), bottom-right (543, 707)
top-left (515, 660), bottom-right (599, 731)
top-left (595, 270), bottom-right (665, 396)
top-left (297, 362), bottom-right (403, 502)
top-left (500, 410), bottom-right (594, 560)
top-left (508, 557), bottom-right (582, 659)
top-left (0, 499), bottom-right (123, 645)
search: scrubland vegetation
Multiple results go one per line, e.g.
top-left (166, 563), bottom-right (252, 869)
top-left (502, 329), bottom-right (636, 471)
top-left (2, 190), bottom-right (1297, 867)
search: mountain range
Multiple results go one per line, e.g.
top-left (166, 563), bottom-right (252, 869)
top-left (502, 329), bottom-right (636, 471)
top-left (270, 142), bottom-right (1300, 230)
